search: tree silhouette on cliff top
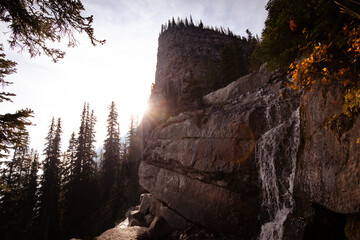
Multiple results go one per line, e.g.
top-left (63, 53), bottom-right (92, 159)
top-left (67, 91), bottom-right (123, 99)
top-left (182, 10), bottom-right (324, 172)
top-left (160, 16), bottom-right (240, 39)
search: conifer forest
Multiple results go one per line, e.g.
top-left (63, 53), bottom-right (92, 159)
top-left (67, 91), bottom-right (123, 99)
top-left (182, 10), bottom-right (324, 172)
top-left (0, 102), bottom-right (142, 239)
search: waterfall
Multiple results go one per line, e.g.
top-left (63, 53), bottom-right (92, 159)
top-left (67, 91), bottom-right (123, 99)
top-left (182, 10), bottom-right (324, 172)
top-left (257, 108), bottom-right (300, 240)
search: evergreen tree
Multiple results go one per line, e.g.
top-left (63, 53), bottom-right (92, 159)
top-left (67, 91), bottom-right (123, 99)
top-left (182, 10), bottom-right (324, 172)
top-left (190, 15), bottom-right (194, 27)
top-left (102, 102), bottom-right (121, 201)
top-left (0, 45), bottom-right (33, 158)
top-left (20, 150), bottom-right (40, 239)
top-left (122, 115), bottom-right (142, 205)
top-left (39, 118), bottom-right (62, 240)
top-left (0, 53), bottom-right (33, 158)
top-left (60, 132), bottom-right (77, 232)
top-left (0, 133), bottom-right (37, 240)
top-left (260, 0), bottom-right (352, 71)
top-left (64, 104), bottom-right (98, 237)
top-left (0, 0), bottom-right (103, 158)
top-left (62, 132), bottom-right (77, 190)
top-left (64, 107), bottom-right (86, 235)
top-left (199, 20), bottom-right (204, 29)
top-left (82, 107), bottom-right (97, 181)
top-left (0, 0), bottom-right (104, 62)
top-left (127, 115), bottom-right (138, 161)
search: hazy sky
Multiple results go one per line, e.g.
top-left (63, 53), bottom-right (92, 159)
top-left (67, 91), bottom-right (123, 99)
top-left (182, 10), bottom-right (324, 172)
top-left (1, 0), bottom-right (268, 153)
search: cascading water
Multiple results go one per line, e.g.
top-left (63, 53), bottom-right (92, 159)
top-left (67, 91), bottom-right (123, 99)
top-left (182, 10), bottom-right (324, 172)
top-left (257, 107), bottom-right (300, 240)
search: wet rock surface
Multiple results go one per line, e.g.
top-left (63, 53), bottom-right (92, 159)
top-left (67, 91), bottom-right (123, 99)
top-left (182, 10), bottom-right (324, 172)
top-left (295, 84), bottom-right (360, 214)
top-left (140, 69), bottom-right (360, 239)
top-left (139, 66), bottom-right (301, 238)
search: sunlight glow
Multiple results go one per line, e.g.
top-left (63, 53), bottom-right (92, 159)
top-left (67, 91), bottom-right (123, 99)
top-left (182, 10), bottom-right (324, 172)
top-left (0, 0), bottom-right (268, 152)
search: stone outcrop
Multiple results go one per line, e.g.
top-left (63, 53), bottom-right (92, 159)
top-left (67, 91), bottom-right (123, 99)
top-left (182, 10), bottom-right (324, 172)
top-left (137, 25), bottom-right (360, 240)
top-left (284, 84), bottom-right (360, 240)
top-left (146, 27), bottom-right (251, 126)
top-left (155, 27), bottom-right (240, 97)
top-left (295, 84), bottom-right (360, 213)
top-left (139, 63), bottom-right (301, 238)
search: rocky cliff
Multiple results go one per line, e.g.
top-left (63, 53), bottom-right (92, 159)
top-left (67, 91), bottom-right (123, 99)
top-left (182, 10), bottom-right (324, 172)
top-left (148, 26), bottom-right (251, 124)
top-left (138, 26), bottom-right (360, 240)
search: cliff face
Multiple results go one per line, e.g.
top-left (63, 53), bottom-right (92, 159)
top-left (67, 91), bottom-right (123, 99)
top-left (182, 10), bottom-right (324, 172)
top-left (138, 27), bottom-right (360, 239)
top-left (155, 27), bottom-right (235, 94)
top-left (140, 63), bottom-right (301, 238)
top-left (287, 84), bottom-right (360, 240)
top-left (296, 85), bottom-right (360, 213)
top-left (149, 27), bottom-right (250, 123)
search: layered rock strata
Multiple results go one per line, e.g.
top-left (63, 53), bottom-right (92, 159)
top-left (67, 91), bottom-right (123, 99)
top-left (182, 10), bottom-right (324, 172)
top-left (138, 26), bottom-right (360, 240)
top-left (139, 67), bottom-right (301, 237)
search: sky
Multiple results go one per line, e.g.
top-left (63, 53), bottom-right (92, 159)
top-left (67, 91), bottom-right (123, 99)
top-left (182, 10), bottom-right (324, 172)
top-left (1, 0), bottom-right (268, 154)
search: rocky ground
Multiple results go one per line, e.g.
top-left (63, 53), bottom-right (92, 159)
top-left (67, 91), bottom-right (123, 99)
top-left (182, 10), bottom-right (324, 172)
top-left (95, 220), bottom-right (239, 240)
top-left (94, 193), bottom-right (241, 240)
top-left (95, 225), bottom-right (147, 240)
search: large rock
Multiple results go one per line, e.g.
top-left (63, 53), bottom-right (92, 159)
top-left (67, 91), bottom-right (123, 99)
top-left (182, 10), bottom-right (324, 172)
top-left (156, 27), bottom-right (237, 95)
top-left (139, 69), bottom-right (301, 237)
top-left (140, 26), bottom-right (253, 135)
top-left (128, 210), bottom-right (146, 227)
top-left (139, 194), bottom-right (152, 215)
top-left (295, 84), bottom-right (360, 214)
top-left (146, 216), bottom-right (172, 240)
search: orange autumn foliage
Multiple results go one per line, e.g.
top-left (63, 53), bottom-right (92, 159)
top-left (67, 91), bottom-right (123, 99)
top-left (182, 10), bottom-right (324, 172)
top-left (289, 19), bottom-right (297, 32)
top-left (288, 25), bottom-right (360, 133)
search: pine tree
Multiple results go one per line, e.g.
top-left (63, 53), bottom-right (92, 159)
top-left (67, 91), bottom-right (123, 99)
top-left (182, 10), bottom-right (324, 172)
top-left (81, 107), bottom-right (98, 218)
top-left (63, 104), bottom-right (98, 237)
top-left (0, 45), bottom-right (34, 158)
top-left (102, 102), bottom-right (121, 201)
top-left (62, 132), bottom-right (77, 190)
top-left (64, 106), bottom-right (86, 235)
top-left (1, 0), bottom-right (104, 157)
top-left (39, 117), bottom-right (62, 240)
top-left (82, 107), bottom-right (97, 181)
top-left (0, 0), bottom-right (104, 62)
top-left (127, 115), bottom-right (138, 162)
top-left (20, 150), bottom-right (40, 239)
top-left (60, 132), bottom-right (77, 233)
top-left (0, 133), bottom-right (37, 240)
top-left (190, 15), bottom-right (194, 27)
top-left (199, 20), bottom-right (204, 29)
top-left (122, 115), bottom-right (142, 205)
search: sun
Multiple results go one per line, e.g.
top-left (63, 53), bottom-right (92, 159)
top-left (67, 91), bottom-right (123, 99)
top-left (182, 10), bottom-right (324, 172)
top-left (116, 83), bottom-right (150, 127)
top-left (131, 97), bottom-right (149, 121)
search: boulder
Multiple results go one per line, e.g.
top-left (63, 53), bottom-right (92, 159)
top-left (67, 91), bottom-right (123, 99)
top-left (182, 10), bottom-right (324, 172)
top-left (144, 214), bottom-right (154, 226)
top-left (160, 204), bottom-right (189, 231)
top-left (146, 216), bottom-right (172, 240)
top-left (128, 210), bottom-right (146, 227)
top-left (139, 193), bottom-right (152, 215)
